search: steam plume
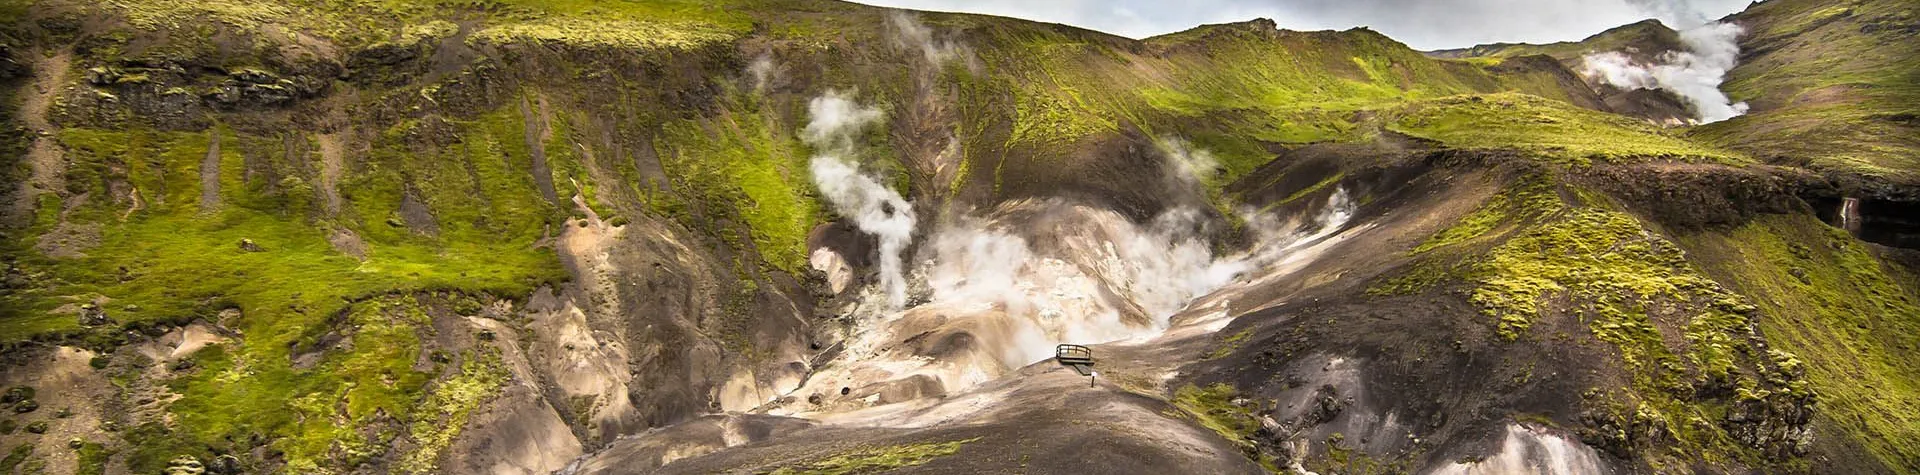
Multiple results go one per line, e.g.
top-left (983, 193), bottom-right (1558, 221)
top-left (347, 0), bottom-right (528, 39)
top-left (910, 138), bottom-right (1357, 365)
top-left (1580, 22), bottom-right (1749, 124)
top-left (888, 11), bottom-right (966, 65)
top-left (746, 55), bottom-right (775, 92)
top-left (804, 91), bottom-right (918, 309)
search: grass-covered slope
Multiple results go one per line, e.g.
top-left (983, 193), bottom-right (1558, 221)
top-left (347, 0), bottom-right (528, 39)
top-left (1699, 0), bottom-right (1920, 180)
top-left (1427, 19), bottom-right (1685, 62)
top-left (1676, 215), bottom-right (1920, 470)
top-left (1384, 172), bottom-right (1819, 471)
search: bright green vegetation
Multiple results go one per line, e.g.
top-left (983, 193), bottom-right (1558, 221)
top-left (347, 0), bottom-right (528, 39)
top-left (1469, 204), bottom-right (1768, 404)
top-left (654, 93), bottom-right (822, 272)
top-left (467, 17), bottom-right (736, 50)
top-left (1678, 215), bottom-right (1920, 469)
top-left (1398, 175), bottom-right (1817, 466)
top-left (75, 441), bottom-right (111, 475)
top-left (156, 297), bottom-right (496, 473)
top-left (93, 0), bottom-right (754, 47)
top-left (1434, 19), bottom-right (1680, 61)
top-left (0, 112), bottom-right (564, 472)
top-left (1465, 198), bottom-right (1761, 384)
top-left (399, 354), bottom-right (508, 474)
top-left (1170, 383), bottom-right (1277, 471)
top-left (1204, 329), bottom-right (1255, 360)
top-left (0, 445), bottom-right (29, 473)
top-left (769, 438), bottom-right (978, 475)
top-left (1390, 94), bottom-right (1741, 165)
top-left (1411, 177), bottom-right (1558, 254)
top-left (1, 126), bottom-right (563, 340)
top-left (1695, 0), bottom-right (1920, 178)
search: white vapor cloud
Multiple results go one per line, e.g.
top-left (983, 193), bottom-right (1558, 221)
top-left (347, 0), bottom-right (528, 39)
top-left (1580, 22), bottom-right (1749, 123)
top-left (805, 91), bottom-right (919, 309)
top-left (851, 0), bottom-right (1754, 50)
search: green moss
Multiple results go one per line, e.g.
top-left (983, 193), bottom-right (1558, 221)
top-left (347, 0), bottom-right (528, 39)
top-left (769, 438), bottom-right (978, 475)
top-left (162, 296), bottom-right (437, 472)
top-left (1679, 215), bottom-right (1920, 469)
top-left (1389, 94), bottom-right (1743, 164)
top-left (1008, 85), bottom-right (1118, 146)
top-left (398, 353), bottom-right (508, 474)
top-left (107, 0), bottom-right (293, 32)
top-left (467, 17), bottom-right (736, 50)
top-left (1205, 329), bottom-right (1255, 360)
top-left (1412, 177), bottom-right (1559, 254)
top-left (0, 445), bottom-right (29, 472)
top-left (1469, 206), bottom-right (1734, 347)
top-left (655, 96), bottom-right (820, 272)
top-left (1450, 182), bottom-right (1816, 465)
top-left (1169, 383), bottom-right (1277, 470)
top-left (74, 442), bottom-right (111, 475)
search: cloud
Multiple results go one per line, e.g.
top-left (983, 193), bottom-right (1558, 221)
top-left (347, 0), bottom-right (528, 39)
top-left (851, 0), bottom-right (1754, 50)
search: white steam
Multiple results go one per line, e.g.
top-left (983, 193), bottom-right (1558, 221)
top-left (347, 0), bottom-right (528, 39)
top-left (1156, 137), bottom-right (1221, 192)
top-left (777, 135), bottom-right (1363, 419)
top-left (888, 11), bottom-right (967, 65)
top-left (804, 91), bottom-right (918, 309)
top-left (904, 137), bottom-right (1358, 367)
top-left (1579, 22), bottom-right (1749, 124)
top-left (747, 55), bottom-right (775, 92)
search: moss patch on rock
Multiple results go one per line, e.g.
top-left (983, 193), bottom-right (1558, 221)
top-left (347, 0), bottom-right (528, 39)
top-left (1678, 214), bottom-right (1920, 469)
top-left (770, 437), bottom-right (978, 475)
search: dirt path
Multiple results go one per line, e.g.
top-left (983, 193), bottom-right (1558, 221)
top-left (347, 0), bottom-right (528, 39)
top-left (0, 347), bottom-right (113, 475)
top-left (7, 49), bottom-right (71, 226)
top-left (198, 130), bottom-right (222, 213)
top-left (519, 94), bottom-right (559, 205)
top-left (315, 132), bottom-right (345, 215)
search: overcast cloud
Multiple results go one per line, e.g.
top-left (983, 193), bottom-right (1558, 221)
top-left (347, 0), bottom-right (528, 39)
top-left (851, 0), bottom-right (1757, 50)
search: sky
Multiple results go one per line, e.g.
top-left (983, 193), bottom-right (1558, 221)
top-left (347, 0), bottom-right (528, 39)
top-left (849, 0), bottom-right (1759, 50)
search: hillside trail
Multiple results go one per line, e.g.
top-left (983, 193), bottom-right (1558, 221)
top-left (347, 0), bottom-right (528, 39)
top-left (8, 48), bottom-right (71, 227)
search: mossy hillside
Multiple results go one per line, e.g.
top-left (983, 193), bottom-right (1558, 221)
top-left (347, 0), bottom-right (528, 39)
top-left (85, 0), bottom-right (754, 48)
top-left (1692, 99), bottom-right (1920, 179)
top-left (1431, 19), bottom-right (1682, 62)
top-left (1407, 176), bottom-right (1812, 466)
top-left (653, 92), bottom-right (821, 273)
top-left (1409, 176), bottom-right (1559, 254)
top-left (397, 352), bottom-right (507, 474)
top-left (0, 111), bottom-right (560, 470)
top-left (156, 296), bottom-right (508, 474)
top-left (1169, 383), bottom-right (1278, 471)
top-left (1698, 0), bottom-right (1920, 178)
top-left (960, 20), bottom-right (1623, 189)
top-left (1, 121), bottom-right (564, 339)
top-left (1721, 0), bottom-right (1917, 110)
top-left (768, 437), bottom-right (979, 475)
top-left (1388, 94), bottom-right (1743, 165)
top-left (1677, 215), bottom-right (1920, 470)
top-left (165, 298), bottom-right (431, 473)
